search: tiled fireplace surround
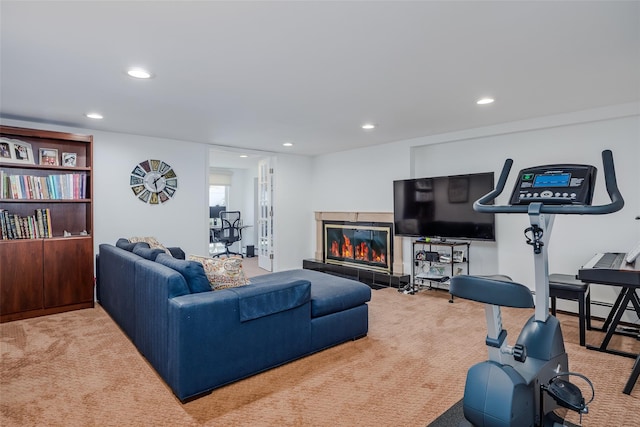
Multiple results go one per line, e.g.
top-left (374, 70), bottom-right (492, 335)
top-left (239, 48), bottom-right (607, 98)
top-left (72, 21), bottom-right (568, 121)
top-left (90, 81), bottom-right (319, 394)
top-left (314, 211), bottom-right (404, 275)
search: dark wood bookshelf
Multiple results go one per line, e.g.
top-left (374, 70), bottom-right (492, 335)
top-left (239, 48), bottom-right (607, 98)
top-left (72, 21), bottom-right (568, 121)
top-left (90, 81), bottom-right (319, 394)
top-left (0, 125), bottom-right (94, 322)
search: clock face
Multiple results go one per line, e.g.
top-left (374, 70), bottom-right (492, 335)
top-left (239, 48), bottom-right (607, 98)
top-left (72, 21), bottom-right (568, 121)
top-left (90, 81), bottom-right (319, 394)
top-left (130, 159), bottom-right (178, 204)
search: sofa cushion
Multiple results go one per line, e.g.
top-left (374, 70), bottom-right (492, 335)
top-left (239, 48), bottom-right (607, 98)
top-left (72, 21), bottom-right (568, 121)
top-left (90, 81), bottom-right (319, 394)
top-left (156, 254), bottom-right (211, 294)
top-left (116, 238), bottom-right (148, 252)
top-left (250, 269), bottom-right (371, 318)
top-left (188, 255), bottom-right (249, 290)
top-left (129, 236), bottom-right (172, 255)
top-left (133, 246), bottom-right (165, 261)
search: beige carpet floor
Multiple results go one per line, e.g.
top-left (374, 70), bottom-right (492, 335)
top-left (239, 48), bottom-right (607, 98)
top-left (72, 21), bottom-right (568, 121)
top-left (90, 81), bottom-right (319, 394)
top-left (241, 256), bottom-right (271, 278)
top-left (1, 285), bottom-right (639, 426)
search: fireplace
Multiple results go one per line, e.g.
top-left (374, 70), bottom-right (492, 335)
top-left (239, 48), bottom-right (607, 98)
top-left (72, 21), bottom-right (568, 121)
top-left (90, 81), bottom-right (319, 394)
top-left (323, 221), bottom-right (393, 273)
top-left (315, 212), bottom-right (404, 275)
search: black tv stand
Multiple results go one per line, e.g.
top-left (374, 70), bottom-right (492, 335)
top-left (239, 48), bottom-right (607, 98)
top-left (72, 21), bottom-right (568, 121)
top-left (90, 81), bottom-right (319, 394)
top-left (411, 240), bottom-right (471, 300)
top-left (302, 259), bottom-right (410, 290)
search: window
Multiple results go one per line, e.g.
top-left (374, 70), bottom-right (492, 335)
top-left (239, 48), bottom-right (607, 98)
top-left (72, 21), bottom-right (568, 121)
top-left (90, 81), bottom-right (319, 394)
top-left (209, 185), bottom-right (227, 208)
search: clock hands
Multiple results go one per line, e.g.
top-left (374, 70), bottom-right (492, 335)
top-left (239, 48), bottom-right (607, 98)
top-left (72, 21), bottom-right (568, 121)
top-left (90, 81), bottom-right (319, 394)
top-left (152, 175), bottom-right (163, 191)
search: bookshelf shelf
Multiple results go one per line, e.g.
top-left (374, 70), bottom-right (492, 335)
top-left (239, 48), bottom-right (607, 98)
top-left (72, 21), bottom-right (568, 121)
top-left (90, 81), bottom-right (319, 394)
top-left (0, 163), bottom-right (91, 172)
top-left (1, 199), bottom-right (92, 203)
top-left (0, 125), bottom-right (94, 322)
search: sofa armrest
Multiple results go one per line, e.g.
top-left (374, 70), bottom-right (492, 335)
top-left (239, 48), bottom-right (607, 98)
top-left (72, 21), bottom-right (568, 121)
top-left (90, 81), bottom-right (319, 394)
top-left (229, 279), bottom-right (311, 322)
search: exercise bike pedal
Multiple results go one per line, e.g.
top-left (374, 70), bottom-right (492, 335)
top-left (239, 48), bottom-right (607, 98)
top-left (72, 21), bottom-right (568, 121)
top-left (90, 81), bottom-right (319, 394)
top-left (544, 378), bottom-right (587, 414)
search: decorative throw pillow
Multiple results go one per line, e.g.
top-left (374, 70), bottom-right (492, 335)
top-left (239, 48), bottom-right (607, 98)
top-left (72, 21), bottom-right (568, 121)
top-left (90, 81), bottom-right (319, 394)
top-left (129, 236), bottom-right (172, 256)
top-left (155, 254), bottom-right (211, 294)
top-left (188, 255), bottom-right (250, 290)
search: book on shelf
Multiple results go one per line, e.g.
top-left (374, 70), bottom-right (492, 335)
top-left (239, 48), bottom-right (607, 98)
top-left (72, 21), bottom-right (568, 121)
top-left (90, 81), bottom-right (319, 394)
top-left (0, 208), bottom-right (52, 240)
top-left (1, 171), bottom-right (87, 200)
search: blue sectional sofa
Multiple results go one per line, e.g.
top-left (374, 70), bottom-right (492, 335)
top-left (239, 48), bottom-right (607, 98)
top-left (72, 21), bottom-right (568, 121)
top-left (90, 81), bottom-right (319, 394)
top-left (96, 241), bottom-right (371, 402)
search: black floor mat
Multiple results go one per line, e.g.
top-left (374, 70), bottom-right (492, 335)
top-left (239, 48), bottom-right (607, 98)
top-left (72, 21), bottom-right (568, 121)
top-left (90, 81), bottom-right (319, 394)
top-left (427, 400), bottom-right (471, 427)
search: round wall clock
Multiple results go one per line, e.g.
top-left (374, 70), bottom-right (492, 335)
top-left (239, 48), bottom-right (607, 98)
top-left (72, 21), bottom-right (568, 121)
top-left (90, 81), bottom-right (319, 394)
top-left (129, 159), bottom-right (178, 204)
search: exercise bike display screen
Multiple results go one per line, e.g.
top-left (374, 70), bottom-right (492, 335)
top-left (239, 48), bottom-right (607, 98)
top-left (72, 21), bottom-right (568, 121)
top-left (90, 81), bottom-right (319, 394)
top-left (533, 173), bottom-right (570, 188)
top-left (509, 164), bottom-right (597, 206)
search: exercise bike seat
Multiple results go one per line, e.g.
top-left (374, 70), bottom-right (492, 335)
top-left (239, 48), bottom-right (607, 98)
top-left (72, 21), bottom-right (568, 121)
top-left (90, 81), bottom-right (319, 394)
top-left (450, 275), bottom-right (534, 308)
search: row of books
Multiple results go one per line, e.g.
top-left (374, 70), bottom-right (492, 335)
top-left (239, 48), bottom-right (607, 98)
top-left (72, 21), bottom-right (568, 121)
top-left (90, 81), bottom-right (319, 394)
top-left (0, 170), bottom-right (88, 200)
top-left (0, 208), bottom-right (53, 240)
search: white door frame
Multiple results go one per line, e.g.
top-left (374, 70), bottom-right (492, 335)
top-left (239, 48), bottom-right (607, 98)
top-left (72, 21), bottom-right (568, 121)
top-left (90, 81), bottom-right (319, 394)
top-left (258, 157), bottom-right (274, 271)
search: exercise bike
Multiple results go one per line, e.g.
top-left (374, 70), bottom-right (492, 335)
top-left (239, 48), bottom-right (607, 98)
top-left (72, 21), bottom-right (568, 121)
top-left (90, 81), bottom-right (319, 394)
top-left (449, 150), bottom-right (624, 427)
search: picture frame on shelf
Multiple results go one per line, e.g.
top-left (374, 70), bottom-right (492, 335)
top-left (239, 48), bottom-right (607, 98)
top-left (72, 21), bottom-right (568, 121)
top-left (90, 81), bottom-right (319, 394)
top-left (62, 152), bottom-right (77, 167)
top-left (0, 137), bottom-right (36, 165)
top-left (39, 148), bottom-right (59, 166)
top-left (0, 140), bottom-right (11, 160)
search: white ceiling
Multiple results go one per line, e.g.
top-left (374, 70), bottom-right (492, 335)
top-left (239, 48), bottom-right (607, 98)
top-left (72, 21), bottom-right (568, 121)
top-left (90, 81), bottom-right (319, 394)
top-left (1, 1), bottom-right (639, 157)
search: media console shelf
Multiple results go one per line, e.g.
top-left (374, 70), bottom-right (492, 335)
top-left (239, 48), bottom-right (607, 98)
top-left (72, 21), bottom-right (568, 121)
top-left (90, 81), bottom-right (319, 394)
top-left (303, 259), bottom-right (409, 290)
top-left (410, 240), bottom-right (470, 302)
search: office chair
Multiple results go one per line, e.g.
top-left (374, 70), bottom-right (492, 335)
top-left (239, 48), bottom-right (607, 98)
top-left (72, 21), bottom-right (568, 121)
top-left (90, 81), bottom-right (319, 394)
top-left (211, 211), bottom-right (243, 258)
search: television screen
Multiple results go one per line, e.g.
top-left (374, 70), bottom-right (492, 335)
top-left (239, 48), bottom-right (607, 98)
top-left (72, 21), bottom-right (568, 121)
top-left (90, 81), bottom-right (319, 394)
top-left (393, 172), bottom-right (495, 241)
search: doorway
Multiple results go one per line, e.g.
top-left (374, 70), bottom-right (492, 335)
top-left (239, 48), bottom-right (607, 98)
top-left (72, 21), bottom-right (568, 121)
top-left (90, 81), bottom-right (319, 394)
top-left (208, 184), bottom-right (228, 256)
top-left (208, 148), bottom-right (274, 270)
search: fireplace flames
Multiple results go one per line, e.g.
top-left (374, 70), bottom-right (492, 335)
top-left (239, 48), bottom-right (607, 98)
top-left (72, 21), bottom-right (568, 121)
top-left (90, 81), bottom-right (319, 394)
top-left (330, 236), bottom-right (386, 264)
top-left (331, 235), bottom-right (354, 258)
top-left (324, 221), bottom-right (391, 273)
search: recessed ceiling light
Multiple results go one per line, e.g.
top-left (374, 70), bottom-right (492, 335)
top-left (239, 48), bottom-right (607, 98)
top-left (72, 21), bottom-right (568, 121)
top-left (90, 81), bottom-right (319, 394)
top-left (85, 112), bottom-right (104, 119)
top-left (476, 97), bottom-right (495, 105)
top-left (361, 123), bottom-right (376, 130)
top-left (239, 154), bottom-right (248, 158)
top-left (127, 68), bottom-right (153, 79)
top-left (283, 142), bottom-right (293, 147)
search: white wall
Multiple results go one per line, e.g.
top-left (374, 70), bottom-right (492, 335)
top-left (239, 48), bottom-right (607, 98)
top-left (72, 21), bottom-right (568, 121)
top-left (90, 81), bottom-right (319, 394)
top-left (311, 103), bottom-right (640, 320)
top-left (273, 154), bottom-right (314, 271)
top-left (310, 140), bottom-right (413, 212)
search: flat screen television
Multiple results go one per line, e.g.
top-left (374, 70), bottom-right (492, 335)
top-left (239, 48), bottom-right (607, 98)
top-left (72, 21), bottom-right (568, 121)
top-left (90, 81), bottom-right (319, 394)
top-left (393, 172), bottom-right (495, 241)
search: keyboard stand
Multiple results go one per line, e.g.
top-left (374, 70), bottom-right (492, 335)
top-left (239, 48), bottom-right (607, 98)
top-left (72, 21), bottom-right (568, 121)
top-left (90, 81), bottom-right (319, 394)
top-left (586, 286), bottom-right (640, 359)
top-left (590, 288), bottom-right (633, 335)
top-left (623, 354), bottom-right (640, 395)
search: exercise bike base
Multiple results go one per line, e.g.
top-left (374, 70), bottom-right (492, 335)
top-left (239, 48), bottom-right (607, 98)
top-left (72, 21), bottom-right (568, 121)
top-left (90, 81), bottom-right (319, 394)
top-left (463, 361), bottom-right (534, 427)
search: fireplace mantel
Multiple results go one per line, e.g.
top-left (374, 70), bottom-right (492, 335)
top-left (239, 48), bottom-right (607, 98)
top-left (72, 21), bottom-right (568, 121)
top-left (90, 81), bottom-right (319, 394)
top-left (315, 212), bottom-right (403, 274)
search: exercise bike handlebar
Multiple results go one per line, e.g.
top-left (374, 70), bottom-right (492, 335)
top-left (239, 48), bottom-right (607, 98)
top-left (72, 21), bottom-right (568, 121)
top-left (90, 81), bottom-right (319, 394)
top-left (473, 149), bottom-right (625, 215)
